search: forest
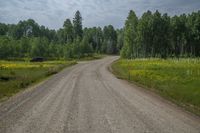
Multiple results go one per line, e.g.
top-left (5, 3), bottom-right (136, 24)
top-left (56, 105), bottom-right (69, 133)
top-left (0, 10), bottom-right (200, 59)
top-left (0, 11), bottom-right (118, 60)
top-left (121, 10), bottom-right (200, 58)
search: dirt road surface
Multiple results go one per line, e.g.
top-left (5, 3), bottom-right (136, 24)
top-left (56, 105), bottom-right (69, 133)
top-left (0, 56), bottom-right (199, 133)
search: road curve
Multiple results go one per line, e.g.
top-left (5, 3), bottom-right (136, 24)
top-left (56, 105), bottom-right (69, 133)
top-left (0, 56), bottom-right (199, 133)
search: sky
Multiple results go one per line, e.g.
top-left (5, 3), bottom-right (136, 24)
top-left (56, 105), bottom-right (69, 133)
top-left (0, 0), bottom-right (200, 29)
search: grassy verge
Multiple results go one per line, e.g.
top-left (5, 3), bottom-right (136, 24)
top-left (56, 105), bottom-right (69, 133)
top-left (0, 60), bottom-right (76, 101)
top-left (75, 54), bottom-right (106, 61)
top-left (111, 58), bottom-right (200, 116)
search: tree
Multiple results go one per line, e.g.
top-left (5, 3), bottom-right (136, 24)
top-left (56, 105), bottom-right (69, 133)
top-left (63, 19), bottom-right (73, 43)
top-left (186, 11), bottom-right (200, 57)
top-left (57, 28), bottom-right (65, 44)
top-left (64, 43), bottom-right (73, 59)
top-left (20, 37), bottom-right (31, 57)
top-left (151, 11), bottom-right (171, 58)
top-left (102, 25), bottom-right (117, 54)
top-left (137, 10), bottom-right (153, 57)
top-left (80, 35), bottom-right (93, 56)
top-left (73, 11), bottom-right (83, 39)
top-left (171, 15), bottom-right (187, 57)
top-left (121, 10), bottom-right (138, 58)
top-left (95, 27), bottom-right (103, 53)
top-left (0, 37), bottom-right (11, 59)
top-left (0, 10), bottom-right (200, 60)
top-left (161, 13), bottom-right (171, 58)
top-left (116, 29), bottom-right (124, 53)
top-left (72, 37), bottom-right (82, 58)
top-left (0, 23), bottom-right (8, 36)
top-left (30, 37), bottom-right (49, 57)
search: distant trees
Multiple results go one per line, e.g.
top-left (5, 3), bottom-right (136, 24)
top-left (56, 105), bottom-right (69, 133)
top-left (121, 10), bottom-right (138, 58)
top-left (102, 25), bottom-right (118, 54)
top-left (137, 11), bottom-right (153, 58)
top-left (187, 11), bottom-right (200, 56)
top-left (83, 27), bottom-right (103, 53)
top-left (63, 19), bottom-right (73, 43)
top-left (64, 11), bottom-right (119, 58)
top-left (80, 35), bottom-right (93, 56)
top-left (116, 29), bottom-right (124, 52)
top-left (0, 10), bottom-right (120, 60)
top-left (0, 23), bottom-right (8, 36)
top-left (120, 10), bottom-right (200, 58)
top-left (0, 9), bottom-right (199, 60)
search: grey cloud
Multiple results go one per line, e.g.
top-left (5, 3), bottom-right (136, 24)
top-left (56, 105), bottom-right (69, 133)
top-left (0, 0), bottom-right (199, 29)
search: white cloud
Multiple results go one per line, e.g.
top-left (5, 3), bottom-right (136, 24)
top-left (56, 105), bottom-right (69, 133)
top-left (0, 0), bottom-right (199, 29)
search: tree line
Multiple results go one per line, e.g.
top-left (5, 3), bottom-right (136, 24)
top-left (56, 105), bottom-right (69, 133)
top-left (121, 10), bottom-right (200, 58)
top-left (0, 10), bottom-right (200, 60)
top-left (0, 11), bottom-right (119, 59)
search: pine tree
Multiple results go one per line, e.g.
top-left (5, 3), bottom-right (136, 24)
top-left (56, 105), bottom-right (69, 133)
top-left (73, 11), bottom-right (83, 39)
top-left (63, 19), bottom-right (73, 43)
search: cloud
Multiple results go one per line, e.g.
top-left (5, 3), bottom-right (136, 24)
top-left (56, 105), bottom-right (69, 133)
top-left (0, 0), bottom-right (199, 29)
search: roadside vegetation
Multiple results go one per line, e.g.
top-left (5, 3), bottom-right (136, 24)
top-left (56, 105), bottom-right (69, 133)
top-left (0, 10), bottom-right (110, 101)
top-left (121, 10), bottom-right (200, 58)
top-left (0, 60), bottom-right (76, 101)
top-left (112, 59), bottom-right (200, 115)
top-left (111, 9), bottom-right (200, 115)
top-left (0, 11), bottom-right (119, 60)
top-left (76, 54), bottom-right (106, 61)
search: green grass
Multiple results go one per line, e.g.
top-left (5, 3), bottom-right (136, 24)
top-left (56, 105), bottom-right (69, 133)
top-left (112, 58), bottom-right (200, 115)
top-left (0, 60), bottom-right (76, 101)
top-left (75, 54), bottom-right (106, 61)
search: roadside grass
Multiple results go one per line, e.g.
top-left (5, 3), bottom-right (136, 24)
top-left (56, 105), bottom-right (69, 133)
top-left (75, 54), bottom-right (106, 61)
top-left (111, 58), bottom-right (200, 115)
top-left (0, 60), bottom-right (76, 101)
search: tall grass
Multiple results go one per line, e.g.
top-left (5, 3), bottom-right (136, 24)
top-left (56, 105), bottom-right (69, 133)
top-left (112, 58), bottom-right (200, 115)
top-left (0, 60), bottom-right (76, 101)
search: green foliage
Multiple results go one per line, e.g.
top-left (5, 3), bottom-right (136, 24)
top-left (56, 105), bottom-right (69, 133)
top-left (1, 9), bottom-right (200, 59)
top-left (137, 10), bottom-right (153, 57)
top-left (112, 59), bottom-right (200, 115)
top-left (121, 10), bottom-right (200, 58)
top-left (63, 19), bottom-right (74, 43)
top-left (102, 25), bottom-right (118, 54)
top-left (122, 10), bottom-right (138, 58)
top-left (80, 35), bottom-right (93, 56)
top-left (30, 37), bottom-right (49, 57)
top-left (0, 23), bottom-right (8, 35)
top-left (73, 11), bottom-right (83, 39)
top-left (83, 27), bottom-right (103, 53)
top-left (116, 29), bottom-right (124, 51)
top-left (0, 10), bottom-right (121, 60)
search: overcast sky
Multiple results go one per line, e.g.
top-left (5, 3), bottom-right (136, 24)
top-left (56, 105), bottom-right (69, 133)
top-left (0, 0), bottom-right (200, 29)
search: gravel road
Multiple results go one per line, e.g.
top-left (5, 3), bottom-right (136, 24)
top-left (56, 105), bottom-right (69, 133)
top-left (0, 56), bottom-right (199, 133)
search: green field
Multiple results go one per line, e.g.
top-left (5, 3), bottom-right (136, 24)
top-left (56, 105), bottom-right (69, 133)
top-left (0, 60), bottom-right (76, 101)
top-left (112, 58), bottom-right (200, 115)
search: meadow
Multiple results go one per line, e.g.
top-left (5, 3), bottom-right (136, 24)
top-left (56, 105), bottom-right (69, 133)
top-left (0, 60), bottom-right (76, 101)
top-left (112, 58), bottom-right (200, 115)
